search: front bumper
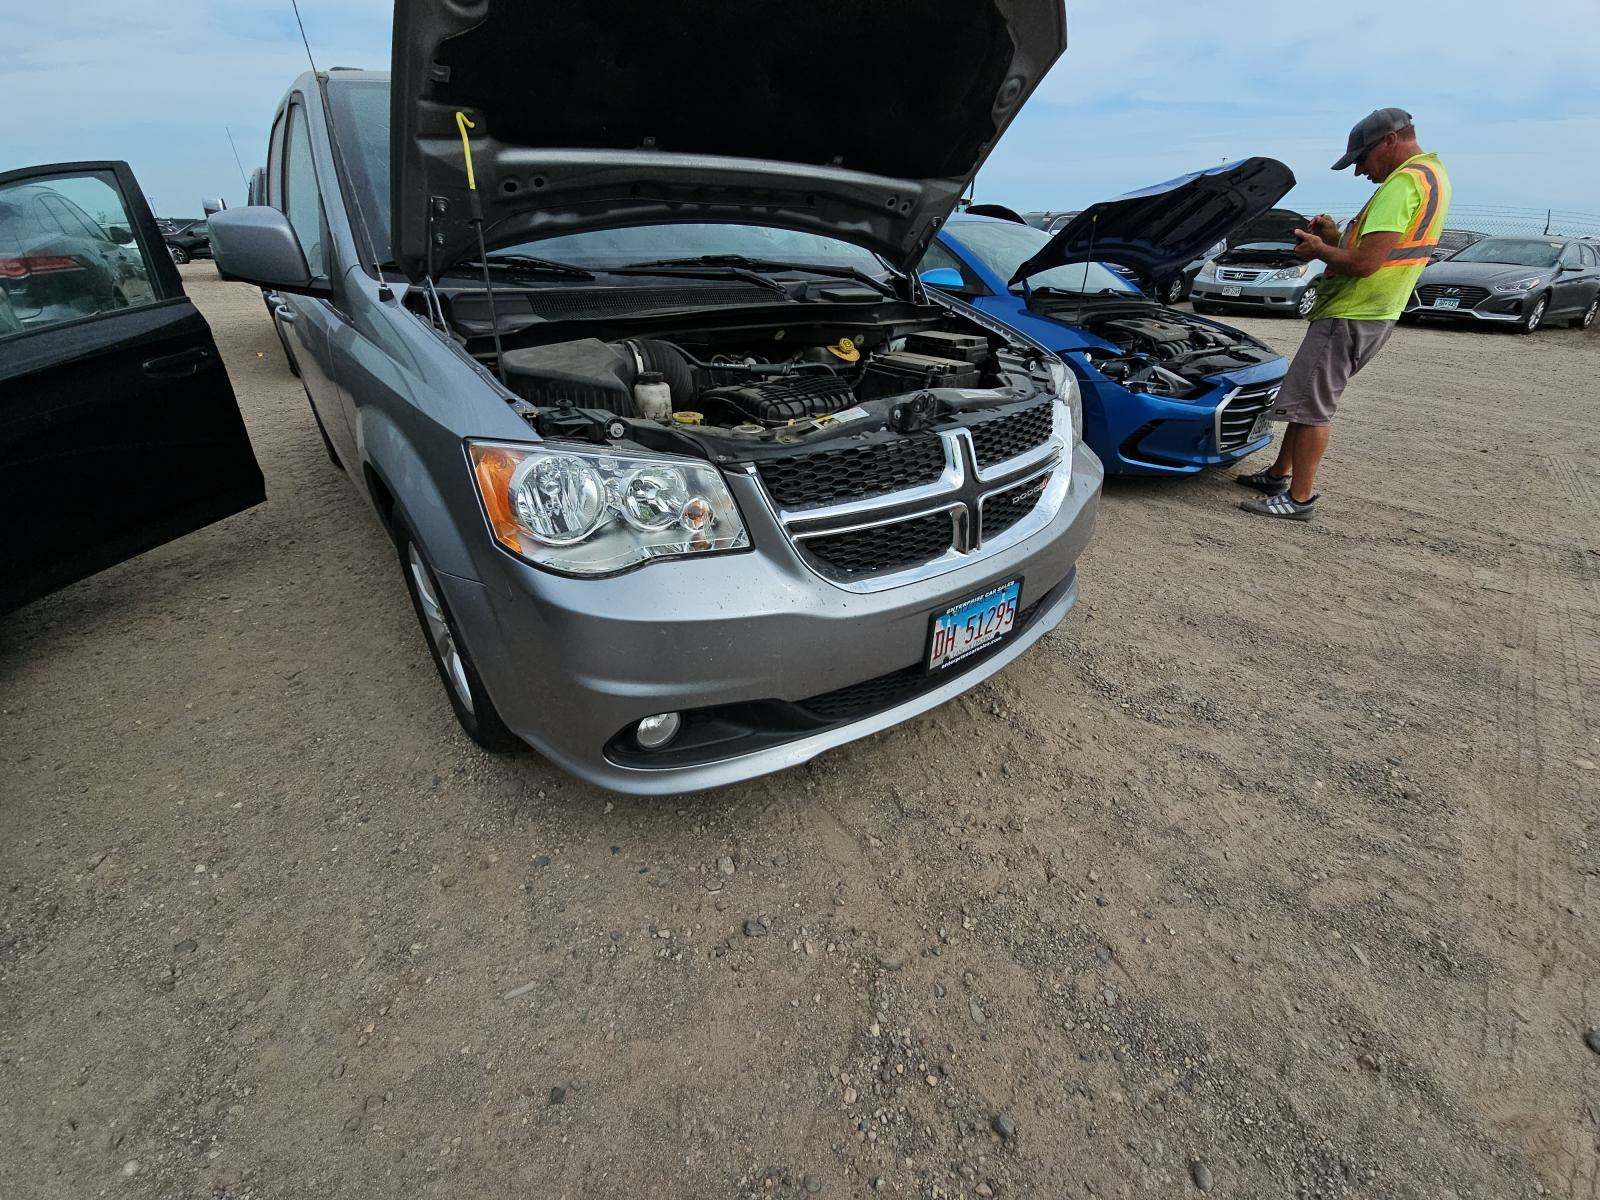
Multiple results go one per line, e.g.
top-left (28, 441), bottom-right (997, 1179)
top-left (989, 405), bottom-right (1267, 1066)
top-left (1190, 278), bottom-right (1307, 312)
top-left (1081, 362), bottom-right (1284, 477)
top-left (1403, 292), bottom-right (1532, 322)
top-left (447, 440), bottom-right (1103, 794)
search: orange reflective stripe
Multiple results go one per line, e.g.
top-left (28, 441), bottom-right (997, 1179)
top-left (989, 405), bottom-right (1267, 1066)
top-left (1399, 163), bottom-right (1442, 246)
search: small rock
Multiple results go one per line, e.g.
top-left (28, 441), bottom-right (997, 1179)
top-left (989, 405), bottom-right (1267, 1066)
top-left (1102, 987), bottom-right (1117, 1006)
top-left (803, 1173), bottom-right (822, 1194)
top-left (1190, 1160), bottom-right (1213, 1192)
top-left (718, 856), bottom-right (736, 877)
top-left (121, 1161), bottom-right (141, 1177)
top-left (969, 999), bottom-right (986, 1025)
top-left (1583, 1028), bottom-right (1600, 1056)
top-left (843, 1087), bottom-right (858, 1104)
top-left (343, 1116), bottom-right (360, 1132)
top-left (976, 1184), bottom-right (995, 1198)
top-left (991, 1112), bottom-right (1017, 1140)
top-left (174, 938), bottom-right (199, 954)
top-left (744, 919), bottom-right (768, 938)
top-left (549, 1086), bottom-right (566, 1105)
top-left (533, 855), bottom-right (552, 868)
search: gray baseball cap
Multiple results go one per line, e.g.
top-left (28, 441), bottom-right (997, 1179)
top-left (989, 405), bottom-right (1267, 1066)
top-left (1332, 107), bottom-right (1413, 170)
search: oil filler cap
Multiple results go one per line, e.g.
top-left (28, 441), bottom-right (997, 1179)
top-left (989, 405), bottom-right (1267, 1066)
top-left (826, 337), bottom-right (861, 363)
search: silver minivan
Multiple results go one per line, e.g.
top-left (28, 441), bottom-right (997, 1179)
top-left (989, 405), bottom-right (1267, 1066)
top-left (208, 1), bottom-right (1100, 794)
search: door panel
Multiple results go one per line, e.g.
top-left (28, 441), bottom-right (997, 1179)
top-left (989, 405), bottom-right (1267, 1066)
top-left (278, 293), bottom-right (354, 465)
top-left (0, 161), bottom-right (264, 614)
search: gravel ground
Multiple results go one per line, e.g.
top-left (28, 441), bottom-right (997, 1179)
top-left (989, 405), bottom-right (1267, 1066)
top-left (3, 266), bottom-right (1597, 1200)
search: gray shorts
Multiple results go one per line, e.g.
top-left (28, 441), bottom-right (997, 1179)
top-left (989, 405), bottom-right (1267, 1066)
top-left (1268, 317), bottom-right (1395, 427)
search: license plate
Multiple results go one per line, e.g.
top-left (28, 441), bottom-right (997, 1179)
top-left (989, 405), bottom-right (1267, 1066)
top-left (929, 580), bottom-right (1021, 671)
top-left (1249, 412), bottom-right (1272, 440)
top-left (1432, 297), bottom-right (1459, 309)
top-left (1221, 285), bottom-right (1243, 297)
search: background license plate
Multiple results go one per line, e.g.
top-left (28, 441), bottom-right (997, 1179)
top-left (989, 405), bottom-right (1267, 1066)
top-left (929, 580), bottom-right (1021, 671)
top-left (1433, 297), bottom-right (1460, 309)
top-left (1221, 285), bottom-right (1243, 297)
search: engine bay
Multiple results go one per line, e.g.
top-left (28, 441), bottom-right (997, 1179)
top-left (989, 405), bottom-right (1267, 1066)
top-left (1037, 299), bottom-right (1276, 398)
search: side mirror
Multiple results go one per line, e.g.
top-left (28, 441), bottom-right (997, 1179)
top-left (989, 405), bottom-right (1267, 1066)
top-left (209, 207), bottom-right (327, 296)
top-left (105, 225), bottom-right (134, 245)
top-left (919, 267), bottom-right (965, 290)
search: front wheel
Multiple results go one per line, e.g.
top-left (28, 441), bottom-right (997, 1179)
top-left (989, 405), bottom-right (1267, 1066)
top-left (169, 246), bottom-right (189, 265)
top-left (1519, 294), bottom-right (1547, 335)
top-left (396, 525), bottom-right (520, 753)
top-left (1294, 284), bottom-right (1319, 319)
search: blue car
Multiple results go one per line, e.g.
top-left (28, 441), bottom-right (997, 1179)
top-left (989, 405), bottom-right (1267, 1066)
top-left (919, 159), bottom-right (1297, 477)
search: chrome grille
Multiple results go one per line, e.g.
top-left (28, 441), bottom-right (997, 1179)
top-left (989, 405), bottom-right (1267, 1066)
top-left (1218, 268), bottom-right (1268, 282)
top-left (756, 437), bottom-right (944, 510)
top-left (1215, 383), bottom-right (1280, 452)
top-left (800, 511), bottom-right (955, 579)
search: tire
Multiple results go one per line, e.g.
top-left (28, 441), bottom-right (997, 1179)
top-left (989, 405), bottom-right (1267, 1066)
top-left (395, 522), bottom-right (520, 753)
top-left (1518, 294), bottom-right (1547, 335)
top-left (1294, 284), bottom-right (1319, 319)
top-left (1162, 275), bottom-right (1186, 305)
top-left (169, 246), bottom-right (189, 265)
top-left (1571, 294), bottom-right (1598, 330)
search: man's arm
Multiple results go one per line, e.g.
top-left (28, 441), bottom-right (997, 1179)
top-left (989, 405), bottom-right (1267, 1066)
top-left (1292, 227), bottom-right (1403, 278)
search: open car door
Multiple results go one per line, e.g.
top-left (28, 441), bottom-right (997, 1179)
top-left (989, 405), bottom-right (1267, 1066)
top-left (0, 160), bottom-right (264, 614)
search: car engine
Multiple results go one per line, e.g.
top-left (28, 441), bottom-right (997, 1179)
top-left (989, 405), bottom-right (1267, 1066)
top-left (1070, 308), bottom-right (1276, 398)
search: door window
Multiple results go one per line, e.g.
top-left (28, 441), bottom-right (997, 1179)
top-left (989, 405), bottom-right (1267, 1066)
top-left (283, 103), bottom-right (328, 279)
top-left (1583, 244), bottom-right (1600, 268)
top-left (0, 170), bottom-right (159, 339)
top-left (266, 111), bottom-right (286, 208)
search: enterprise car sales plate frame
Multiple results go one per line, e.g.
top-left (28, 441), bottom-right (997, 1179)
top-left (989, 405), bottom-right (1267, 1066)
top-left (928, 579), bottom-right (1022, 671)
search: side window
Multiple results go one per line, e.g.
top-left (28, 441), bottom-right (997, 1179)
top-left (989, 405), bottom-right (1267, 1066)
top-left (1584, 245), bottom-right (1600, 269)
top-left (1559, 243), bottom-right (1582, 269)
top-left (0, 170), bottom-right (159, 340)
top-left (266, 111), bottom-right (287, 208)
top-left (283, 103), bottom-right (328, 278)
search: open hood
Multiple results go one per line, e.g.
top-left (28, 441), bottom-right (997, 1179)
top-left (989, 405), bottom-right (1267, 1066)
top-left (391, 0), bottom-right (1068, 283)
top-left (1226, 207), bottom-right (1311, 249)
top-left (1008, 157), bottom-right (1295, 286)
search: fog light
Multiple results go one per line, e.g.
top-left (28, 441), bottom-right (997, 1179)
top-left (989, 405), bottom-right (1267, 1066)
top-left (635, 711), bottom-right (682, 750)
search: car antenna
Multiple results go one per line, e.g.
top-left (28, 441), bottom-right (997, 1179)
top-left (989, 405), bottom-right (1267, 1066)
top-left (224, 127), bottom-right (249, 191)
top-left (286, 0), bottom-right (393, 300)
top-left (455, 111), bottom-right (510, 385)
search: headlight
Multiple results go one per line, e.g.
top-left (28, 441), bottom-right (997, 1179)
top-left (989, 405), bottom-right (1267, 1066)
top-left (1497, 276), bottom-right (1543, 292)
top-left (468, 441), bottom-right (749, 575)
top-left (1270, 264), bottom-right (1310, 280)
top-left (1045, 357), bottom-right (1083, 441)
top-left (1196, 259), bottom-right (1217, 280)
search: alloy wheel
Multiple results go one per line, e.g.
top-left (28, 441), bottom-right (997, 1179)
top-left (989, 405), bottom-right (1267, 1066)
top-left (407, 544), bottom-right (474, 714)
top-left (1582, 296), bottom-right (1598, 329)
top-left (1164, 276), bottom-right (1184, 305)
top-left (1296, 285), bottom-right (1318, 318)
top-left (1523, 296), bottom-right (1546, 334)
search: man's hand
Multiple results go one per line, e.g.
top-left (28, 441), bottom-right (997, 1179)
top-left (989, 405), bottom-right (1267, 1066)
top-left (1292, 229), bottom-right (1328, 263)
top-left (1309, 214), bottom-right (1341, 243)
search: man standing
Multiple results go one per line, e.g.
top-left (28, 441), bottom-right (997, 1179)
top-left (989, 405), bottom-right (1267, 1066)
top-left (1237, 108), bottom-right (1451, 520)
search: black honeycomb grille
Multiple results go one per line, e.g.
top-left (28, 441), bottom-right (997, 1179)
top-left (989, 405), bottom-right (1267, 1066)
top-left (969, 402), bottom-right (1053, 469)
top-left (757, 437), bottom-right (945, 510)
top-left (980, 477), bottom-right (1048, 542)
top-left (801, 511), bottom-right (954, 579)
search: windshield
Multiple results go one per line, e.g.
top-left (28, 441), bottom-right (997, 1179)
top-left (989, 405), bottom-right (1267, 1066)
top-left (326, 77), bottom-right (887, 278)
top-left (1450, 238), bottom-right (1563, 268)
top-left (950, 220), bottom-right (1137, 293)
top-left (501, 224), bottom-right (888, 272)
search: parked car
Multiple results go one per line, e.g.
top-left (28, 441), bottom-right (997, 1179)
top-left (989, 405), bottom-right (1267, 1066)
top-left (1022, 210), bottom-right (1075, 230)
top-left (164, 218), bottom-right (211, 263)
top-left (917, 159), bottom-right (1294, 477)
top-left (156, 216), bottom-right (200, 235)
top-left (1403, 235), bottom-right (1600, 333)
top-left (205, 1), bottom-right (1097, 795)
top-left (0, 179), bottom-right (155, 330)
top-left (1, 160), bottom-right (264, 613)
top-left (1189, 208), bottom-right (1325, 318)
top-left (1430, 227), bottom-right (1486, 261)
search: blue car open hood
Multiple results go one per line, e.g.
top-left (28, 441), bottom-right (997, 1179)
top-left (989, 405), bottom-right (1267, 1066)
top-left (1008, 157), bottom-right (1296, 286)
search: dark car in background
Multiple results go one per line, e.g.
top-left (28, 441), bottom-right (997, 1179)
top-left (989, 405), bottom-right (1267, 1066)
top-left (163, 218), bottom-right (211, 263)
top-left (0, 178), bottom-right (155, 331)
top-left (1405, 235), bottom-right (1600, 333)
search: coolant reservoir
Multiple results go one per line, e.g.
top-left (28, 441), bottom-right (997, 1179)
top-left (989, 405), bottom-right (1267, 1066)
top-left (633, 370), bottom-right (673, 421)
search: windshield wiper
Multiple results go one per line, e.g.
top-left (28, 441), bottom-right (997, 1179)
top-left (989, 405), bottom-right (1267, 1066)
top-left (472, 253), bottom-right (595, 280)
top-left (614, 254), bottom-right (893, 295)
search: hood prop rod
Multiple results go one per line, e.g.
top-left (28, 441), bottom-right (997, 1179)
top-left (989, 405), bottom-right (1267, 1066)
top-left (456, 111), bottom-right (509, 386)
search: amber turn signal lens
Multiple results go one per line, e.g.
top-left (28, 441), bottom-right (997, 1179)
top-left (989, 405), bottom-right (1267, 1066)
top-left (468, 443), bottom-right (526, 554)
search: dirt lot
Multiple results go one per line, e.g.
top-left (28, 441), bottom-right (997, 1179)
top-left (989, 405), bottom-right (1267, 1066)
top-left (3, 266), bottom-right (1597, 1200)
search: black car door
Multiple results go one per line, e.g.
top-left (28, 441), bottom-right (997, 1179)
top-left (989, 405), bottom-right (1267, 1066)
top-left (0, 160), bottom-right (265, 614)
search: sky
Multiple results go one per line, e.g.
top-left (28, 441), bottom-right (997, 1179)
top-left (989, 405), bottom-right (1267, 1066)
top-left (5, 0), bottom-right (1598, 223)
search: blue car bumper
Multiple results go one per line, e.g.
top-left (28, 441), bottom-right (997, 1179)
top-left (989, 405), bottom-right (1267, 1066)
top-left (1071, 357), bottom-right (1285, 477)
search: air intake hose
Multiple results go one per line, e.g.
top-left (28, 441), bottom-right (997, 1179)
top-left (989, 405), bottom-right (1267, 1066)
top-left (619, 339), bottom-right (696, 408)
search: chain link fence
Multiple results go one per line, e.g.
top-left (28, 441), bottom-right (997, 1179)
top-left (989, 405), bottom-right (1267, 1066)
top-left (1297, 203), bottom-right (1600, 240)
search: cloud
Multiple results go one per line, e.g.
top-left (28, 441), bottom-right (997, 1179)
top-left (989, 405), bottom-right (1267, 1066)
top-left (3, 0), bottom-right (1597, 219)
